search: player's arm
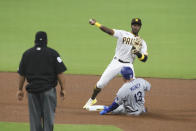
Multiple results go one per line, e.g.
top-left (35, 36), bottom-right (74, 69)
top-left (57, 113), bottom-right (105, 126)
top-left (17, 74), bottom-right (25, 101)
top-left (144, 80), bottom-right (151, 91)
top-left (100, 94), bottom-right (123, 115)
top-left (131, 39), bottom-right (148, 62)
top-left (100, 101), bottom-right (119, 115)
top-left (89, 19), bottom-right (114, 36)
top-left (135, 52), bottom-right (148, 62)
top-left (137, 40), bottom-right (148, 62)
top-left (18, 75), bottom-right (25, 91)
top-left (17, 54), bottom-right (26, 101)
top-left (57, 72), bottom-right (66, 100)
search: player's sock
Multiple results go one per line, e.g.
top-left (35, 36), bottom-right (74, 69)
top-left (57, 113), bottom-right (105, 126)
top-left (91, 86), bottom-right (101, 100)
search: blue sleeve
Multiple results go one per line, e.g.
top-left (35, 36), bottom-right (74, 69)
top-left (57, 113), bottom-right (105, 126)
top-left (107, 101), bottom-right (119, 112)
top-left (100, 101), bottom-right (119, 115)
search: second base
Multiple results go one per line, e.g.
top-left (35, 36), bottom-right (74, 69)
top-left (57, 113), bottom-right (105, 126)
top-left (86, 105), bottom-right (105, 111)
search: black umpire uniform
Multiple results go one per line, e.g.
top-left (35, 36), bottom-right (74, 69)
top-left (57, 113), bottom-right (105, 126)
top-left (18, 31), bottom-right (67, 131)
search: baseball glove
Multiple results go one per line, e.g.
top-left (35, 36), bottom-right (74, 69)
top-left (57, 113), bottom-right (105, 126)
top-left (131, 37), bottom-right (143, 54)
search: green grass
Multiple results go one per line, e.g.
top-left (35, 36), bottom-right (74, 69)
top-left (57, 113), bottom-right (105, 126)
top-left (0, 122), bottom-right (122, 131)
top-left (0, 0), bottom-right (195, 79)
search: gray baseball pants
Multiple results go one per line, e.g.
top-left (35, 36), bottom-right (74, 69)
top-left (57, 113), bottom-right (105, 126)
top-left (111, 105), bottom-right (146, 116)
top-left (28, 88), bottom-right (57, 131)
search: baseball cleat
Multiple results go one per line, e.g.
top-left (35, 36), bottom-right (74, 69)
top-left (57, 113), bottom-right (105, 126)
top-left (83, 98), bottom-right (97, 109)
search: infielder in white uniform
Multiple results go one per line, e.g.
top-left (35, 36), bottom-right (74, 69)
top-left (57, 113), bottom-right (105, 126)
top-left (83, 18), bottom-right (148, 109)
top-left (100, 67), bottom-right (151, 116)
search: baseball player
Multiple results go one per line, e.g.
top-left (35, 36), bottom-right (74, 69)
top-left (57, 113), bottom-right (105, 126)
top-left (100, 66), bottom-right (151, 116)
top-left (83, 18), bottom-right (148, 109)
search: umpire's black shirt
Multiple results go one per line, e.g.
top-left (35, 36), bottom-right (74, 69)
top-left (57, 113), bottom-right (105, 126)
top-left (18, 44), bottom-right (67, 93)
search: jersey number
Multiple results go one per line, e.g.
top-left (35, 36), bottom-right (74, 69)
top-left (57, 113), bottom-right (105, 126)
top-left (134, 91), bottom-right (142, 103)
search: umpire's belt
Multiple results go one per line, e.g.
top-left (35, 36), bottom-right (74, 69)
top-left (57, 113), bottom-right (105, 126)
top-left (114, 57), bottom-right (130, 63)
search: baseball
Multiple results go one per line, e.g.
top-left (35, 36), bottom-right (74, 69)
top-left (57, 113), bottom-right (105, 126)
top-left (89, 19), bottom-right (95, 25)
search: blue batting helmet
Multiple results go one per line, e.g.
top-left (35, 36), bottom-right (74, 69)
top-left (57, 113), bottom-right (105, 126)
top-left (120, 67), bottom-right (133, 80)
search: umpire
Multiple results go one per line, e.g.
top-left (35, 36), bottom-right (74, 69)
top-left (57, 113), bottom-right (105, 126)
top-left (17, 31), bottom-right (67, 131)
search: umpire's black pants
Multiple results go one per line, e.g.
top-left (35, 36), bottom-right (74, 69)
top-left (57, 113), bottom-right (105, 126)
top-left (28, 88), bottom-right (57, 131)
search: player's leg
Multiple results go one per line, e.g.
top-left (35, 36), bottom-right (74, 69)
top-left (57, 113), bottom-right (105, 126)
top-left (111, 105), bottom-right (126, 115)
top-left (96, 58), bottom-right (123, 89)
top-left (127, 110), bottom-right (143, 116)
top-left (91, 63), bottom-right (135, 101)
top-left (41, 88), bottom-right (57, 131)
top-left (94, 59), bottom-right (121, 92)
top-left (83, 59), bottom-right (121, 108)
top-left (28, 93), bottom-right (43, 131)
top-left (126, 106), bottom-right (146, 116)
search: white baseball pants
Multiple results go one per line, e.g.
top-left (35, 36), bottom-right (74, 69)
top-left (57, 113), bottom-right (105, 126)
top-left (96, 58), bottom-right (135, 89)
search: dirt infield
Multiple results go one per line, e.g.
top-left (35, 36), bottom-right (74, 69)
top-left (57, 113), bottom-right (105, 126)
top-left (0, 72), bottom-right (196, 131)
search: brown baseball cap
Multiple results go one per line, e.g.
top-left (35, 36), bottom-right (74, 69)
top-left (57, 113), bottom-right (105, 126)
top-left (131, 18), bottom-right (142, 25)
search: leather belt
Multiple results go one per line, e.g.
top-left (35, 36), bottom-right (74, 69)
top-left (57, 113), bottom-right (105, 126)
top-left (114, 57), bottom-right (130, 63)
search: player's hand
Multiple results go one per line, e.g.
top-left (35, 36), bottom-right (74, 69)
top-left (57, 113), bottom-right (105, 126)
top-left (17, 90), bottom-right (24, 101)
top-left (60, 89), bottom-right (65, 100)
top-left (89, 19), bottom-right (96, 25)
top-left (131, 46), bottom-right (139, 54)
top-left (100, 106), bottom-right (109, 115)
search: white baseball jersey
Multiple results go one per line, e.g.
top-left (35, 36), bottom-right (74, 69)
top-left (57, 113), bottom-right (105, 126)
top-left (114, 78), bottom-right (151, 114)
top-left (96, 29), bottom-right (148, 89)
top-left (113, 29), bottom-right (148, 63)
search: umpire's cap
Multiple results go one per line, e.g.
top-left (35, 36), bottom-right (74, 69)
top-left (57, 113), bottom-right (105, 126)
top-left (120, 67), bottom-right (133, 80)
top-left (35, 31), bottom-right (47, 45)
top-left (131, 18), bottom-right (142, 26)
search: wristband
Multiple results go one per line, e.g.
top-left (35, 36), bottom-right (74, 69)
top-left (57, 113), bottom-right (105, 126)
top-left (95, 22), bottom-right (101, 28)
top-left (139, 54), bottom-right (145, 61)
